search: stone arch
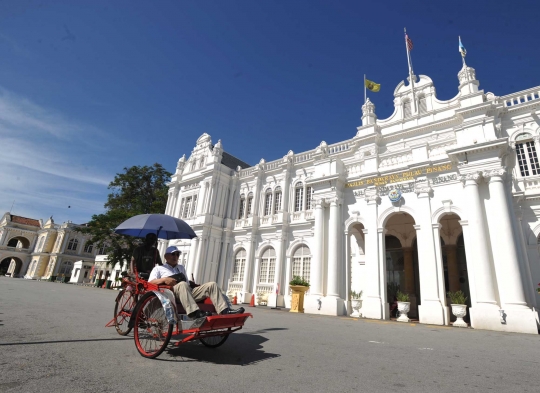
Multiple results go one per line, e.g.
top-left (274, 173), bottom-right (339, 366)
top-left (6, 236), bottom-right (31, 249)
top-left (1, 256), bottom-right (23, 277)
top-left (527, 223), bottom-right (540, 245)
top-left (286, 239), bottom-right (311, 258)
top-left (378, 205), bottom-right (418, 229)
top-left (344, 215), bottom-right (367, 234)
top-left (431, 204), bottom-right (466, 225)
top-left (256, 241), bottom-right (275, 259)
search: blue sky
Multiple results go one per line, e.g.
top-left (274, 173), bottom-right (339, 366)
top-left (0, 0), bottom-right (539, 225)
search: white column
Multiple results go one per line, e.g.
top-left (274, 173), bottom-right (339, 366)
top-left (310, 199), bottom-right (325, 296)
top-left (327, 198), bottom-right (340, 297)
top-left (196, 182), bottom-right (207, 216)
top-left (217, 237), bottom-right (230, 288)
top-left (461, 172), bottom-right (499, 306)
top-left (362, 190), bottom-right (385, 320)
top-left (186, 236), bottom-right (199, 279)
top-left (414, 183), bottom-right (447, 325)
top-left (241, 236), bottom-right (255, 295)
top-left (192, 235), bottom-right (207, 282)
top-left (483, 169), bottom-right (528, 309)
top-left (274, 235), bottom-right (285, 293)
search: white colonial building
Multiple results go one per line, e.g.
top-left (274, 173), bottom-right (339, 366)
top-left (162, 61), bottom-right (540, 334)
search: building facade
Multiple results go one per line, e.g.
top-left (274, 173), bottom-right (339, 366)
top-left (163, 62), bottom-right (540, 334)
top-left (0, 213), bottom-right (97, 280)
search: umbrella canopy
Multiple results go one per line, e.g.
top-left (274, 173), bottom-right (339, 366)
top-left (114, 214), bottom-right (197, 240)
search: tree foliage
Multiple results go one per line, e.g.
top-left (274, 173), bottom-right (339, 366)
top-left (80, 163), bottom-right (172, 269)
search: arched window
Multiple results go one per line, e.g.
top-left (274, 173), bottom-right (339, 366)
top-left (292, 245), bottom-right (311, 283)
top-left (247, 192), bottom-right (254, 216)
top-left (37, 236), bottom-right (45, 252)
top-left (259, 247), bottom-right (276, 284)
top-left (264, 189), bottom-right (273, 216)
top-left (403, 100), bottom-right (412, 119)
top-left (84, 242), bottom-right (94, 254)
top-left (238, 194), bottom-right (246, 219)
top-left (306, 186), bottom-right (314, 210)
top-left (232, 249), bottom-right (246, 282)
top-left (199, 156), bottom-right (205, 168)
top-left (418, 95), bottom-right (427, 115)
top-left (515, 133), bottom-right (540, 177)
top-left (274, 187), bottom-right (282, 213)
top-left (294, 183), bottom-right (304, 212)
top-left (67, 238), bottom-right (78, 251)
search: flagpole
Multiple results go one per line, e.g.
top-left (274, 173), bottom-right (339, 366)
top-left (364, 74), bottom-right (366, 105)
top-left (404, 28), bottom-right (417, 113)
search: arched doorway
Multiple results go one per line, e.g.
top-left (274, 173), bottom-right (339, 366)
top-left (384, 213), bottom-right (420, 320)
top-left (347, 222), bottom-right (366, 311)
top-left (1, 257), bottom-right (23, 277)
top-left (438, 213), bottom-right (471, 324)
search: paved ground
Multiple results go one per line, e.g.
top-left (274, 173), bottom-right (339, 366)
top-left (1, 277), bottom-right (539, 393)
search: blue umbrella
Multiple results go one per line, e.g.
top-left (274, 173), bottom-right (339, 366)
top-left (114, 214), bottom-right (197, 240)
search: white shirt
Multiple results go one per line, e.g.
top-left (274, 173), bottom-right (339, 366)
top-left (149, 262), bottom-right (187, 282)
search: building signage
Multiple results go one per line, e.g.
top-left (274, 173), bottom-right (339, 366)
top-left (346, 164), bottom-right (453, 188)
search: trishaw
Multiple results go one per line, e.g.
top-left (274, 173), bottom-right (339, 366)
top-left (106, 213), bottom-right (252, 359)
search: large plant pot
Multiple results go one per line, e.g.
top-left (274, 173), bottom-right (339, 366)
top-left (396, 301), bottom-right (411, 322)
top-left (451, 304), bottom-right (468, 327)
top-left (351, 299), bottom-right (363, 317)
top-left (289, 285), bottom-right (309, 313)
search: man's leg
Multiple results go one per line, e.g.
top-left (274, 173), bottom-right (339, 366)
top-left (191, 282), bottom-right (229, 314)
top-left (173, 281), bottom-right (199, 315)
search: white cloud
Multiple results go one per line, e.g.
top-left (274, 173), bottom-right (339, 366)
top-left (0, 87), bottom-right (121, 223)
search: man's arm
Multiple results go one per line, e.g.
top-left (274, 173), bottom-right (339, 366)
top-left (148, 267), bottom-right (177, 286)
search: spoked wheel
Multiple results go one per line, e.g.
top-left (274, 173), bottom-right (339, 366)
top-left (134, 293), bottom-right (173, 359)
top-left (199, 329), bottom-right (229, 348)
top-left (114, 289), bottom-right (137, 336)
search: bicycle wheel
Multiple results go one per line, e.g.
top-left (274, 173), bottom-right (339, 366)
top-left (114, 289), bottom-right (137, 336)
top-left (199, 330), bottom-right (229, 348)
top-left (134, 293), bottom-right (173, 359)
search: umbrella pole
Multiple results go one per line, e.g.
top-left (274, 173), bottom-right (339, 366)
top-left (154, 226), bottom-right (163, 267)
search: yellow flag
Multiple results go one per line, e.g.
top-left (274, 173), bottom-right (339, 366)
top-left (365, 79), bottom-right (381, 92)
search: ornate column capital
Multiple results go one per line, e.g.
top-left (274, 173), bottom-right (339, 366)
top-left (314, 198), bottom-right (326, 208)
top-left (364, 187), bottom-right (380, 204)
top-left (459, 171), bottom-right (483, 186)
top-left (325, 196), bottom-right (342, 206)
top-left (482, 168), bottom-right (507, 182)
top-left (414, 177), bottom-right (432, 195)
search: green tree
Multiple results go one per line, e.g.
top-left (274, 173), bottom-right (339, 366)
top-left (81, 163), bottom-right (172, 269)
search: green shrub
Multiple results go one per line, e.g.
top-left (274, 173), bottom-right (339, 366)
top-left (351, 290), bottom-right (363, 300)
top-left (289, 276), bottom-right (310, 287)
top-left (447, 290), bottom-right (467, 304)
top-left (396, 291), bottom-right (410, 302)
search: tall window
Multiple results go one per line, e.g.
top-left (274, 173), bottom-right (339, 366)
top-left (418, 96), bottom-right (427, 115)
top-left (274, 187), bottom-right (282, 212)
top-left (258, 247), bottom-right (276, 284)
top-left (84, 243), bottom-right (94, 254)
top-left (183, 196), bottom-right (192, 219)
top-left (59, 261), bottom-right (73, 275)
top-left (232, 249), bottom-right (246, 282)
top-left (306, 186), bottom-right (313, 210)
top-left (515, 134), bottom-right (540, 177)
top-left (98, 245), bottom-right (106, 255)
top-left (292, 245), bottom-right (311, 283)
top-left (199, 156), bottom-right (205, 168)
top-left (37, 236), bottom-right (45, 252)
top-left (238, 195), bottom-right (246, 219)
top-left (247, 193), bottom-right (254, 216)
top-left (264, 189), bottom-right (272, 216)
top-left (294, 183), bottom-right (304, 212)
top-left (403, 100), bottom-right (412, 119)
top-left (180, 196), bottom-right (196, 219)
top-left (67, 238), bottom-right (78, 251)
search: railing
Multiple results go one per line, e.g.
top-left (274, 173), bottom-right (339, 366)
top-left (346, 163), bottom-right (365, 177)
top-left (0, 246), bottom-right (30, 253)
top-left (502, 87), bottom-right (540, 107)
top-left (255, 284), bottom-right (274, 294)
top-left (328, 141), bottom-right (351, 155)
top-left (523, 175), bottom-right (540, 191)
top-left (265, 161), bottom-right (280, 171)
top-left (234, 217), bottom-right (253, 229)
top-left (226, 282), bottom-right (243, 295)
top-left (292, 212), bottom-right (303, 221)
top-left (294, 152), bottom-right (313, 163)
top-left (379, 153), bottom-right (413, 168)
top-left (305, 210), bottom-right (314, 220)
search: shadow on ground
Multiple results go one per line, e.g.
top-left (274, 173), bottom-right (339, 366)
top-left (159, 327), bottom-right (286, 365)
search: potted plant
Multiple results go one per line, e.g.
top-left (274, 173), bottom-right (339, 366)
top-left (350, 290), bottom-right (363, 317)
top-left (396, 291), bottom-right (411, 322)
top-left (448, 290), bottom-right (468, 328)
top-left (289, 276), bottom-right (310, 313)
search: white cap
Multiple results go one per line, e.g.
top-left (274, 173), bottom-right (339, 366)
top-left (165, 245), bottom-right (181, 255)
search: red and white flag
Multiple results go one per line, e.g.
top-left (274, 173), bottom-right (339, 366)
top-left (406, 34), bottom-right (413, 51)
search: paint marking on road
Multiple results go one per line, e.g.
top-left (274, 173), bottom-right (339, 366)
top-left (419, 348), bottom-right (434, 350)
top-left (368, 341), bottom-right (384, 344)
top-left (340, 317), bottom-right (358, 321)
